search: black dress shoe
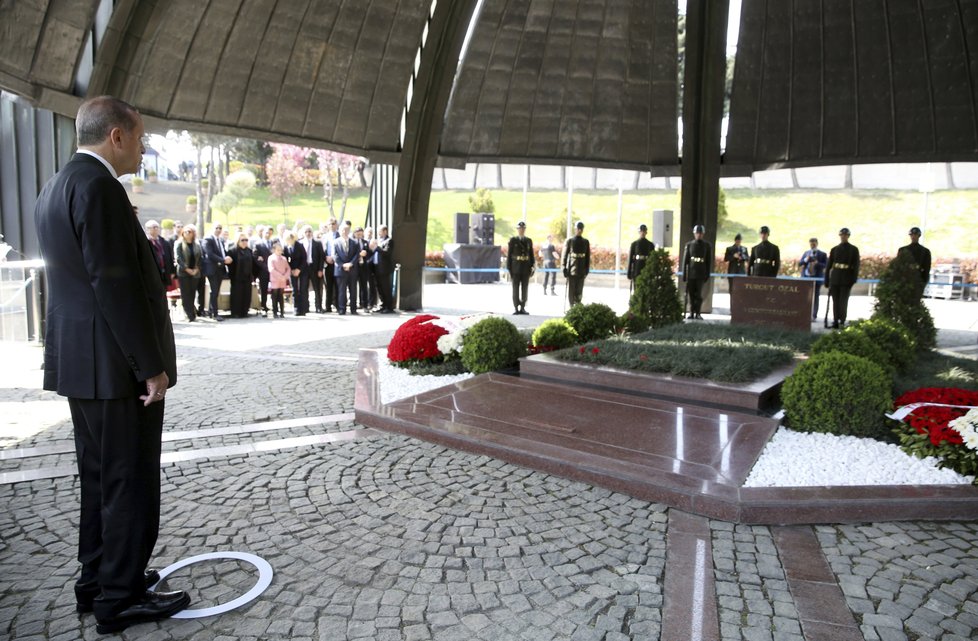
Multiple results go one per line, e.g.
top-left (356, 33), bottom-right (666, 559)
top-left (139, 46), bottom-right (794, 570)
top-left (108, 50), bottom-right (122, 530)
top-left (76, 570), bottom-right (162, 614)
top-left (95, 589), bottom-right (191, 634)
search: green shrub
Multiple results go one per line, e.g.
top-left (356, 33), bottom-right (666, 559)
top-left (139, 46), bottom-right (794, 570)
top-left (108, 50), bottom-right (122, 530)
top-left (161, 218), bottom-right (174, 230)
top-left (618, 310), bottom-right (651, 335)
top-left (782, 352), bottom-right (894, 439)
top-left (872, 251), bottom-right (936, 350)
top-left (460, 317), bottom-right (524, 374)
top-left (564, 303), bottom-right (618, 343)
top-left (628, 248), bottom-right (683, 329)
top-left (532, 319), bottom-right (579, 349)
top-left (844, 318), bottom-right (916, 372)
top-left (809, 329), bottom-right (895, 377)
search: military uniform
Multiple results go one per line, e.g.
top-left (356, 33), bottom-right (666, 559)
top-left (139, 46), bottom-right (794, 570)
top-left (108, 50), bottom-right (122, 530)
top-left (749, 240), bottom-right (781, 277)
top-left (682, 237), bottom-right (713, 319)
top-left (897, 241), bottom-right (931, 297)
top-left (825, 238), bottom-right (860, 327)
top-left (627, 237), bottom-right (655, 283)
top-left (563, 232), bottom-right (590, 306)
top-left (507, 233), bottom-right (534, 314)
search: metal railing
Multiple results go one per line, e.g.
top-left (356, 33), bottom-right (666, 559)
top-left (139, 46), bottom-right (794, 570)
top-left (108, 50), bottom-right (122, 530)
top-left (0, 260), bottom-right (45, 343)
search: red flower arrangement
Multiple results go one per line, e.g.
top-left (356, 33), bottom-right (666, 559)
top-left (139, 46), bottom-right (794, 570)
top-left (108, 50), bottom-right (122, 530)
top-left (894, 387), bottom-right (978, 446)
top-left (387, 314), bottom-right (449, 364)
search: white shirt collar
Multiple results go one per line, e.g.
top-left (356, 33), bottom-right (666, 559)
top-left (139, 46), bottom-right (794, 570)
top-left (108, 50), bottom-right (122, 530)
top-left (76, 149), bottom-right (118, 179)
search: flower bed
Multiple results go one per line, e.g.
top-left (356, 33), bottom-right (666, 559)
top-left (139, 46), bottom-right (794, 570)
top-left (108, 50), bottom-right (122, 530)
top-left (891, 387), bottom-right (978, 482)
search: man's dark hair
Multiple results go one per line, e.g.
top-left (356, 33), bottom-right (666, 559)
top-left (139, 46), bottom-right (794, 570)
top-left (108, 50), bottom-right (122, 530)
top-left (76, 96), bottom-right (138, 146)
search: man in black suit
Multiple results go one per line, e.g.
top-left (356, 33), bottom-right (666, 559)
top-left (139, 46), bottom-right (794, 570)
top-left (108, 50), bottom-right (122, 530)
top-left (33, 96), bottom-right (190, 634)
top-left (301, 225), bottom-right (326, 313)
top-left (372, 225), bottom-right (395, 313)
top-left (202, 223), bottom-right (231, 319)
top-left (353, 226), bottom-right (372, 312)
top-left (333, 225), bottom-right (360, 314)
top-left (284, 231), bottom-right (309, 315)
top-left (253, 225), bottom-right (273, 316)
top-left (322, 218), bottom-right (340, 312)
top-left (144, 220), bottom-right (175, 287)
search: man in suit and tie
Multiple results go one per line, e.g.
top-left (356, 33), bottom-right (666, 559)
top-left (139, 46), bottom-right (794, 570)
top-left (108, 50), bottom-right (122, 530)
top-left (253, 225), bottom-right (273, 316)
top-left (202, 223), bottom-right (231, 319)
top-left (302, 225), bottom-right (326, 313)
top-left (144, 220), bottom-right (175, 287)
top-left (333, 224), bottom-right (360, 314)
top-left (322, 218), bottom-right (340, 312)
top-left (353, 226), bottom-right (372, 312)
top-left (33, 96), bottom-right (190, 634)
top-left (283, 230), bottom-right (309, 315)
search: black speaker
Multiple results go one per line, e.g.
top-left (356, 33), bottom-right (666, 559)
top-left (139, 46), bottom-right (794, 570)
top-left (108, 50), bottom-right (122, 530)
top-left (454, 212), bottom-right (470, 244)
top-left (478, 214), bottom-right (494, 245)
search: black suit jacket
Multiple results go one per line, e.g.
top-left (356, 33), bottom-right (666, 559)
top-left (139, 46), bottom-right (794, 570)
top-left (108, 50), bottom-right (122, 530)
top-left (286, 241), bottom-right (307, 273)
top-left (34, 153), bottom-right (176, 399)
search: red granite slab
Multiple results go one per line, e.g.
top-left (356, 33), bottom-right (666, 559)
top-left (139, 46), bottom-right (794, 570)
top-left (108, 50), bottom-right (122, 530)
top-left (355, 349), bottom-right (978, 524)
top-left (519, 351), bottom-right (794, 414)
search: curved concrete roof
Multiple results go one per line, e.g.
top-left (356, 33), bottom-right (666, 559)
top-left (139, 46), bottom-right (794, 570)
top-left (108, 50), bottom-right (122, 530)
top-left (2, 0), bottom-right (977, 172)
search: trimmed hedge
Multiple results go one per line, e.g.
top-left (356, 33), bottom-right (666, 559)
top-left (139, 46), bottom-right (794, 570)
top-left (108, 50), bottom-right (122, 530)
top-left (532, 319), bottom-right (579, 349)
top-left (844, 318), bottom-right (916, 372)
top-left (809, 329), bottom-right (895, 377)
top-left (782, 352), bottom-right (894, 440)
top-left (460, 317), bottom-right (524, 374)
top-left (564, 303), bottom-right (618, 343)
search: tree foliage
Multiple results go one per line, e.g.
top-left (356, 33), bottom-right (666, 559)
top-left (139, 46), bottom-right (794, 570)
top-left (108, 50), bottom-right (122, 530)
top-left (628, 248), bottom-right (683, 329)
top-left (469, 188), bottom-right (495, 214)
top-left (872, 251), bottom-right (937, 350)
top-left (209, 169), bottom-right (256, 224)
top-left (266, 144), bottom-right (309, 217)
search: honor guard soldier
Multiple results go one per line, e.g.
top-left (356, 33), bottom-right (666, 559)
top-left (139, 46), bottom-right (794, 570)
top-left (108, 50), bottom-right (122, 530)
top-left (897, 226), bottom-right (932, 298)
top-left (507, 221), bottom-right (534, 315)
top-left (723, 233), bottom-right (748, 288)
top-left (627, 224), bottom-right (655, 291)
top-left (563, 221), bottom-right (591, 306)
top-left (825, 227), bottom-right (860, 328)
top-left (682, 224), bottom-right (714, 319)
top-left (749, 225), bottom-right (781, 277)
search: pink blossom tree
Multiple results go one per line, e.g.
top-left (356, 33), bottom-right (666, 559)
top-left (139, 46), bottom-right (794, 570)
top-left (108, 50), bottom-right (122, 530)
top-left (266, 144), bottom-right (309, 220)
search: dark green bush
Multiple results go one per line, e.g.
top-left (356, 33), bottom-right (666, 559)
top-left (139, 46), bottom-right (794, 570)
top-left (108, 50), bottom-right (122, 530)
top-left (618, 310), bottom-right (651, 335)
top-left (532, 319), bottom-right (579, 349)
top-left (628, 248), bottom-right (683, 329)
top-left (809, 329), bottom-right (895, 377)
top-left (872, 251), bottom-right (937, 350)
top-left (460, 317), bottom-right (524, 374)
top-left (844, 318), bottom-right (915, 372)
top-left (782, 352), bottom-right (894, 439)
top-left (564, 303), bottom-right (618, 343)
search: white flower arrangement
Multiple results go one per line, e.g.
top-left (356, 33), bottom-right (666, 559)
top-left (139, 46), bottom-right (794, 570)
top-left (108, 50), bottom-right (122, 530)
top-left (434, 313), bottom-right (493, 356)
top-left (949, 408), bottom-right (978, 452)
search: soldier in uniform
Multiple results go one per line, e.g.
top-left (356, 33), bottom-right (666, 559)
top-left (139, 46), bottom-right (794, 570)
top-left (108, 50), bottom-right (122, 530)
top-left (507, 221), bottom-right (534, 315)
top-left (723, 233), bottom-right (748, 289)
top-left (563, 221), bottom-right (590, 306)
top-left (682, 224), bottom-right (713, 320)
top-left (825, 227), bottom-right (860, 328)
top-left (627, 224), bottom-right (655, 292)
top-left (897, 226), bottom-right (932, 298)
top-left (749, 225), bottom-right (781, 277)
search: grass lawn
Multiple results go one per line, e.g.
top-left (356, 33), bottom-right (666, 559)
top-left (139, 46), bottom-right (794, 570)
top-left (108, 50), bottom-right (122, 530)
top-left (225, 185), bottom-right (978, 259)
top-left (894, 350), bottom-right (978, 395)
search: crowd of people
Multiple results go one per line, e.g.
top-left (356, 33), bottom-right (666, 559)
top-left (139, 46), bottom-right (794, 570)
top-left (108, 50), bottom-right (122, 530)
top-left (146, 218), bottom-right (396, 321)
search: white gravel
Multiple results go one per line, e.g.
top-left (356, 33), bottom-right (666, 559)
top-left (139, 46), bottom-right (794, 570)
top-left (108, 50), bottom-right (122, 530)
top-left (377, 359), bottom-right (974, 488)
top-left (744, 427), bottom-right (975, 487)
top-left (378, 358), bottom-right (473, 405)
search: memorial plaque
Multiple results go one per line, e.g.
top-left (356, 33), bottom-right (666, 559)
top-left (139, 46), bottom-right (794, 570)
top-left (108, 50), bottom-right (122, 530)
top-left (730, 277), bottom-right (813, 332)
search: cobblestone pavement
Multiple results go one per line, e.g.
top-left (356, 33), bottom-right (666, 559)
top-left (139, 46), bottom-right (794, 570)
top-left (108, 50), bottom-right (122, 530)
top-left (1, 291), bottom-right (976, 640)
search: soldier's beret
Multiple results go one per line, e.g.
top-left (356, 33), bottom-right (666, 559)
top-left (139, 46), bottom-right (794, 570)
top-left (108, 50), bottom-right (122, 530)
top-left (517, 221), bottom-right (526, 228)
top-left (839, 227), bottom-right (851, 235)
top-left (638, 224), bottom-right (648, 232)
top-left (693, 224), bottom-right (705, 233)
top-left (909, 226), bottom-right (922, 235)
top-left (759, 225), bottom-right (770, 234)
top-left (576, 221), bottom-right (585, 230)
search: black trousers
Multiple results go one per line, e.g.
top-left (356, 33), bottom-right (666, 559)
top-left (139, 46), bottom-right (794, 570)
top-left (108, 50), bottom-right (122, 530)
top-left (336, 269), bottom-right (358, 312)
top-left (69, 396), bottom-right (164, 619)
top-left (310, 271), bottom-right (325, 311)
top-left (206, 273), bottom-right (223, 316)
top-left (511, 270), bottom-right (530, 310)
top-left (367, 264), bottom-right (379, 309)
top-left (357, 262), bottom-right (370, 309)
top-left (270, 288), bottom-right (285, 316)
top-left (195, 277), bottom-right (206, 312)
top-left (324, 265), bottom-right (338, 311)
top-left (178, 275), bottom-right (199, 320)
top-left (375, 269), bottom-right (393, 311)
top-left (829, 283), bottom-right (852, 325)
top-left (687, 277), bottom-right (706, 314)
top-left (291, 270), bottom-right (309, 314)
top-left (567, 275), bottom-right (586, 305)
top-left (257, 272), bottom-right (269, 310)
top-left (812, 282), bottom-right (822, 319)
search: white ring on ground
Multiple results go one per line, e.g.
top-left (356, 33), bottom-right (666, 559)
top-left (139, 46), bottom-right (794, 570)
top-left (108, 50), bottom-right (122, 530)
top-left (151, 551), bottom-right (273, 619)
